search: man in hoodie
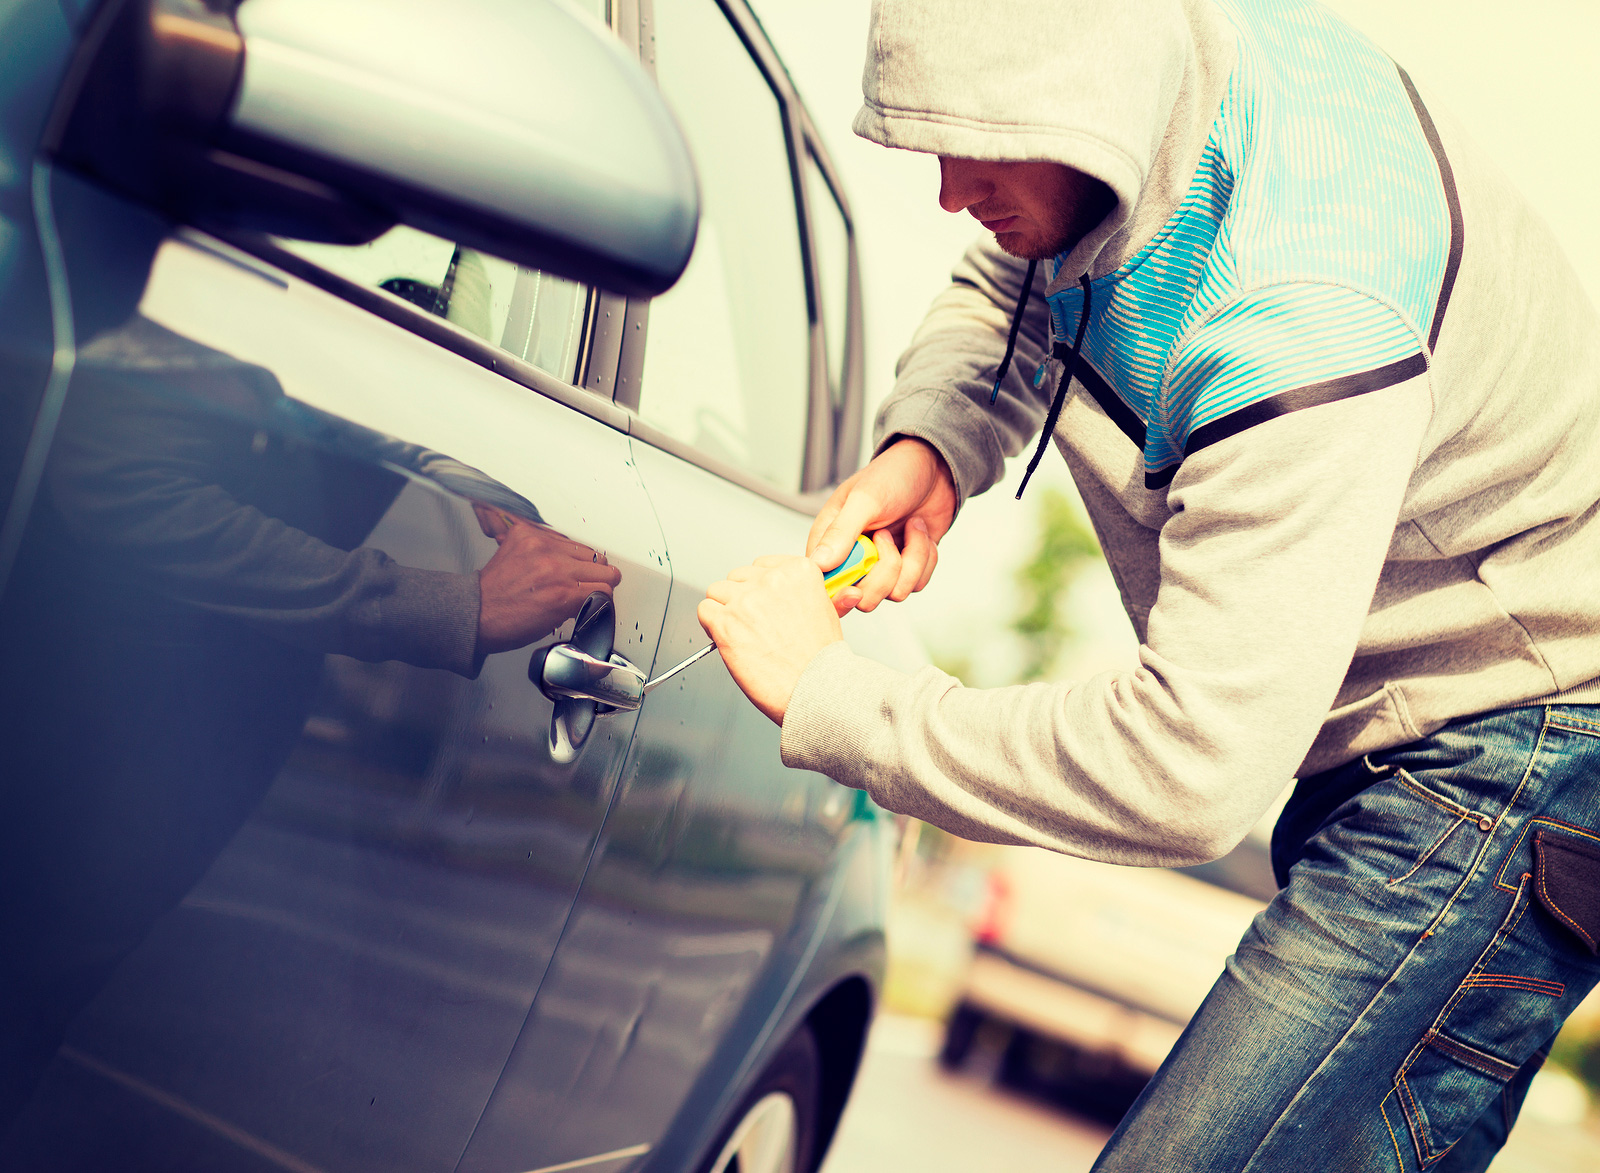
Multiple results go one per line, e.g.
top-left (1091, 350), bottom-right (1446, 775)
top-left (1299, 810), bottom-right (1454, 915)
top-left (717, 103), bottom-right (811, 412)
top-left (699, 0), bottom-right (1600, 1169)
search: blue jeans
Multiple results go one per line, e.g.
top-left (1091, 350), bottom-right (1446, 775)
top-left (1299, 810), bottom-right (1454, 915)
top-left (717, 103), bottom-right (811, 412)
top-left (1094, 704), bottom-right (1600, 1172)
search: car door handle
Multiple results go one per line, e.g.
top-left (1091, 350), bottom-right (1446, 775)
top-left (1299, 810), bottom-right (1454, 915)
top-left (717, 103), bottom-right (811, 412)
top-left (534, 643), bottom-right (645, 713)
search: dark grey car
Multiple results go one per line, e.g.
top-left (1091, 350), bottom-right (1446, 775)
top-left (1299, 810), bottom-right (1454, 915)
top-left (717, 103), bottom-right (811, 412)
top-left (0, 2), bottom-right (904, 1170)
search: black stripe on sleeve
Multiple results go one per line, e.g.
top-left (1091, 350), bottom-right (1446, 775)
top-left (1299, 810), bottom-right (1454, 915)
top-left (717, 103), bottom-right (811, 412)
top-left (1179, 352), bottom-right (1428, 461)
top-left (1397, 65), bottom-right (1464, 353)
top-left (1144, 463), bottom-right (1178, 490)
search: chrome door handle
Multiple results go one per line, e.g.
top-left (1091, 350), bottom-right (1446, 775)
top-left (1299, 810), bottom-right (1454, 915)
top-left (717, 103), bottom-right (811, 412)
top-left (535, 643), bottom-right (645, 713)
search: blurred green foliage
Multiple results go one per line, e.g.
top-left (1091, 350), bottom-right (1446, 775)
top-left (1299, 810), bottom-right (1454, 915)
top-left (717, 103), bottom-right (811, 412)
top-left (1011, 487), bottom-right (1102, 682)
top-left (1550, 1021), bottom-right (1600, 1094)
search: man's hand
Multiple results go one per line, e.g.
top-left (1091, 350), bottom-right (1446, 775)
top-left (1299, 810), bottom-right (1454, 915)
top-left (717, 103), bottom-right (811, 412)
top-left (698, 556), bottom-right (844, 725)
top-left (476, 521), bottom-right (621, 657)
top-left (807, 437), bottom-right (956, 612)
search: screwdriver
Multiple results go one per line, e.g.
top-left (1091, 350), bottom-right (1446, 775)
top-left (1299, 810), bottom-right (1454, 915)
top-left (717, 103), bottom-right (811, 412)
top-left (641, 536), bottom-right (879, 693)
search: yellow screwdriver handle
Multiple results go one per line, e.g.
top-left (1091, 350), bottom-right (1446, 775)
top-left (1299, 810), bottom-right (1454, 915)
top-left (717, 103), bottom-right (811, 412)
top-left (821, 535), bottom-right (878, 598)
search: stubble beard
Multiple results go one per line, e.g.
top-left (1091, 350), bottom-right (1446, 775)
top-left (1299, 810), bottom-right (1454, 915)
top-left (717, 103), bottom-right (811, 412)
top-left (994, 184), bottom-right (1114, 262)
top-left (994, 225), bottom-right (1078, 262)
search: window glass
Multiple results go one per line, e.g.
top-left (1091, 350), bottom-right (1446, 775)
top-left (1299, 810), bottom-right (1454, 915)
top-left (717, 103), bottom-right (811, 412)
top-left (282, 231), bottom-right (592, 385)
top-left (804, 150), bottom-right (850, 407)
top-left (642, 0), bottom-right (810, 490)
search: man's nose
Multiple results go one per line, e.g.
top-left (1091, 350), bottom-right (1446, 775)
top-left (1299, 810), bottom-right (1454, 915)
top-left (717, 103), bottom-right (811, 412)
top-left (938, 157), bottom-right (990, 214)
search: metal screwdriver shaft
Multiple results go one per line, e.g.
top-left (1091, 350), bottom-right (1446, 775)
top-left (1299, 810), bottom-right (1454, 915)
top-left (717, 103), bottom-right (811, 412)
top-left (642, 641), bottom-right (718, 692)
top-left (640, 535), bottom-right (879, 694)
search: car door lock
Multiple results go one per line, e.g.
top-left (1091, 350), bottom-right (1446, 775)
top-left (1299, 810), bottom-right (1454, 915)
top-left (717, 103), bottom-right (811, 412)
top-left (536, 644), bottom-right (645, 712)
top-left (530, 592), bottom-right (644, 761)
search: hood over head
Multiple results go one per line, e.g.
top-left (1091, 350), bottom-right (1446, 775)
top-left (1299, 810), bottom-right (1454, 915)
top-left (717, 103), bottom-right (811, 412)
top-left (853, 0), bottom-right (1236, 285)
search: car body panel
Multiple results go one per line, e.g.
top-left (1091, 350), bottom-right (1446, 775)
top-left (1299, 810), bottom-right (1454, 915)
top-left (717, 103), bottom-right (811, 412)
top-left (0, 0), bottom-right (74, 537)
top-left (0, 220), bottom-right (675, 1169)
top-left (1, 0), bottom-right (895, 1167)
top-left (997, 848), bottom-right (1265, 1027)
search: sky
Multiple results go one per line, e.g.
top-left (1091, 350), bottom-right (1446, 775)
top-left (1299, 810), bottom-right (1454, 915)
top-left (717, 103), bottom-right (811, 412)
top-left (747, 0), bottom-right (1600, 686)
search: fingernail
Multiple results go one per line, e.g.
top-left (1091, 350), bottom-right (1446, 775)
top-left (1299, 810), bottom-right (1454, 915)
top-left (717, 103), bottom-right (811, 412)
top-left (910, 518), bottom-right (927, 533)
top-left (813, 545), bottom-right (832, 566)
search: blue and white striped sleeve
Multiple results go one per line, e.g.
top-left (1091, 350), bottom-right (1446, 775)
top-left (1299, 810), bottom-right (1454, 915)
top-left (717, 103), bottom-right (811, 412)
top-left (1149, 283), bottom-right (1428, 487)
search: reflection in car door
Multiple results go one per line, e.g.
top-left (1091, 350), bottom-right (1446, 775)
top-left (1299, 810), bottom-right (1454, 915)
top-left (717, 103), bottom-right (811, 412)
top-left (0, 228), bottom-right (671, 1171)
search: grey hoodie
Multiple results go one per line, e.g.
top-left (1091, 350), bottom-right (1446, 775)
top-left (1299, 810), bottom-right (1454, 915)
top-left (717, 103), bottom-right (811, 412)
top-left (778, 0), bottom-right (1600, 866)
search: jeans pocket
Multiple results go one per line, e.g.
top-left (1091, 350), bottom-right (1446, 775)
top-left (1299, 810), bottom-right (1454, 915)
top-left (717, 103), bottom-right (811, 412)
top-left (1394, 874), bottom-right (1571, 1167)
top-left (1532, 825), bottom-right (1600, 954)
top-left (1383, 768), bottom-right (1494, 886)
top-left (1331, 761), bottom-right (1493, 888)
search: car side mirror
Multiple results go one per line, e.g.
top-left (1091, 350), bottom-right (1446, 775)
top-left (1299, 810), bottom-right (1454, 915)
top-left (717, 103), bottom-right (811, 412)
top-left (44, 0), bottom-right (699, 298)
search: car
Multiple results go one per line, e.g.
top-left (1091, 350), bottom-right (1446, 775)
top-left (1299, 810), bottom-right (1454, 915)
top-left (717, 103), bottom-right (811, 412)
top-left (0, 1), bottom-right (915, 1170)
top-left (937, 818), bottom-right (1277, 1122)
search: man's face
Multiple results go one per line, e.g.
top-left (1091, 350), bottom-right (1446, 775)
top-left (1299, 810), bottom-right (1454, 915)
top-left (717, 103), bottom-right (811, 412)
top-left (938, 158), bottom-right (1114, 261)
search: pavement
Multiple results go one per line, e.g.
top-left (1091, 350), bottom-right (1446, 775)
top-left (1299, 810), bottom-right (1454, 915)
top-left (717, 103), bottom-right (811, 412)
top-left (820, 1016), bottom-right (1110, 1173)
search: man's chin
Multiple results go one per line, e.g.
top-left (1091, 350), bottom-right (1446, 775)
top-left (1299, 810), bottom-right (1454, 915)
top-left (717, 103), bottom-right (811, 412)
top-left (993, 230), bottom-right (1063, 263)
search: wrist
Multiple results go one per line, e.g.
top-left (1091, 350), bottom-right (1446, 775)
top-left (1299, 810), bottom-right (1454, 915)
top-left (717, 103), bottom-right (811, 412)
top-left (473, 568), bottom-right (495, 656)
top-left (777, 638), bottom-right (849, 728)
top-left (887, 434), bottom-right (955, 492)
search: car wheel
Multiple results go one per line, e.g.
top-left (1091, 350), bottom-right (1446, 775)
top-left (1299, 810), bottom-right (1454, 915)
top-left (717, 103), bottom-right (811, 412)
top-left (699, 1025), bottom-right (821, 1173)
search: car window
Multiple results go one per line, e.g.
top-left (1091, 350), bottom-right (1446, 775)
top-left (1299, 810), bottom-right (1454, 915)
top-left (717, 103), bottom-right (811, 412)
top-left (281, 230), bottom-right (592, 385)
top-left (804, 149), bottom-right (850, 409)
top-left (640, 0), bottom-right (810, 491)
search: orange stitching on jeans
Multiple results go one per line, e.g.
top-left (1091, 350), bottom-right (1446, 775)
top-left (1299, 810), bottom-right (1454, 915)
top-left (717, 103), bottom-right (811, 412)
top-left (1395, 769), bottom-right (1487, 822)
top-left (1426, 877), bottom-right (1532, 1048)
top-left (1397, 1065), bottom-right (1464, 1166)
top-left (1494, 817), bottom-right (1600, 893)
top-left (1546, 713), bottom-right (1600, 735)
top-left (1390, 813), bottom-right (1467, 885)
top-left (1459, 973), bottom-right (1565, 997)
top-left (1396, 1069), bottom-right (1433, 1163)
top-left (1379, 1090), bottom-right (1405, 1171)
top-left (1444, 717), bottom-right (1549, 909)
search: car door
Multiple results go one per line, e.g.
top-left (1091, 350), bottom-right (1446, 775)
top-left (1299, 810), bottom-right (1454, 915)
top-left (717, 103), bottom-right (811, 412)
top-left (0, 156), bottom-right (671, 1173)
top-left (450, 4), bottom-right (899, 1171)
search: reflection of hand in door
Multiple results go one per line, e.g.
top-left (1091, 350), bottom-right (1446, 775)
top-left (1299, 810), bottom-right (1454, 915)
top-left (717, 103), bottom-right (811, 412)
top-left (473, 508), bottom-right (621, 656)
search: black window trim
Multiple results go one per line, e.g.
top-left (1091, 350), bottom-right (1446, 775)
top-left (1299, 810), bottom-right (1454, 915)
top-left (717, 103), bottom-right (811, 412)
top-left (797, 113), bottom-right (865, 485)
top-left (617, 0), bottom-right (852, 498)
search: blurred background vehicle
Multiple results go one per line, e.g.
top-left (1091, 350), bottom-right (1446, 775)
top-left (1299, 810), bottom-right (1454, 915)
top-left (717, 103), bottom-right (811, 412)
top-left (0, 1), bottom-right (917, 1171)
top-left (938, 820), bottom-right (1275, 1123)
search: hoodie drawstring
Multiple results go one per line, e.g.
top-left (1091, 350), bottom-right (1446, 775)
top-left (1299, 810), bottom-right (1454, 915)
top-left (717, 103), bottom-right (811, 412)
top-left (989, 260), bottom-right (1038, 405)
top-left (1011, 273), bottom-right (1092, 500)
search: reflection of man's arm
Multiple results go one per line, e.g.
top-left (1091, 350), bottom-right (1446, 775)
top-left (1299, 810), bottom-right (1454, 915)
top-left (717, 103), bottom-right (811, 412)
top-left (47, 352), bottom-right (612, 675)
top-left (474, 514), bottom-right (620, 656)
top-left (47, 391), bottom-right (478, 673)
